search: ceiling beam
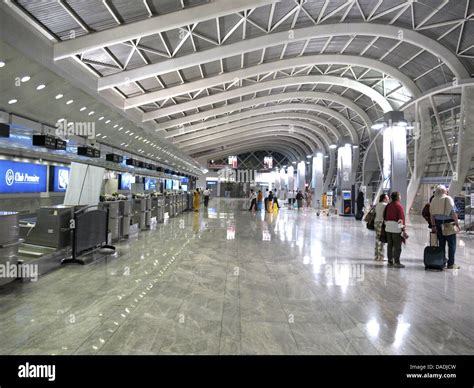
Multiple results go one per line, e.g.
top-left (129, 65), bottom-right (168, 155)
top-left (123, 54), bottom-right (420, 108)
top-left (97, 23), bottom-right (469, 90)
top-left (53, 0), bottom-right (280, 60)
top-left (143, 75), bottom-right (393, 122)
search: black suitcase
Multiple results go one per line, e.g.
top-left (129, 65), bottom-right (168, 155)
top-left (424, 233), bottom-right (445, 271)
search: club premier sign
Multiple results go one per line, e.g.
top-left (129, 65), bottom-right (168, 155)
top-left (0, 161), bottom-right (47, 193)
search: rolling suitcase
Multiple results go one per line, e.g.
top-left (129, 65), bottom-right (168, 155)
top-left (423, 233), bottom-right (445, 271)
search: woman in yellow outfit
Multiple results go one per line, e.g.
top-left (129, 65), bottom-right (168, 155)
top-left (193, 188), bottom-right (200, 212)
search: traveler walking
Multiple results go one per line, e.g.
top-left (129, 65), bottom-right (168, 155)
top-left (203, 188), bottom-right (211, 208)
top-left (264, 189), bottom-right (269, 211)
top-left (249, 189), bottom-right (257, 211)
top-left (430, 185), bottom-right (461, 270)
top-left (273, 188), bottom-right (280, 209)
top-left (267, 191), bottom-right (274, 212)
top-left (296, 190), bottom-right (304, 210)
top-left (193, 188), bottom-right (200, 212)
top-left (383, 192), bottom-right (406, 268)
top-left (374, 193), bottom-right (389, 261)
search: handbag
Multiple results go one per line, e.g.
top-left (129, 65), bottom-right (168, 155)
top-left (364, 207), bottom-right (376, 230)
top-left (379, 205), bottom-right (388, 243)
top-left (441, 197), bottom-right (457, 236)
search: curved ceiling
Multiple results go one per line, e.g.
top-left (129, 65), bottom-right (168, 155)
top-left (1, 0), bottom-right (473, 177)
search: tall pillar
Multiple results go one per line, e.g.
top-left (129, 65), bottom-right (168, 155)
top-left (406, 101), bottom-right (432, 211)
top-left (449, 86), bottom-right (474, 197)
top-left (312, 153), bottom-right (324, 209)
top-left (382, 112), bottom-right (408, 210)
top-left (287, 166), bottom-right (295, 191)
top-left (297, 161), bottom-right (306, 192)
top-left (337, 143), bottom-right (353, 215)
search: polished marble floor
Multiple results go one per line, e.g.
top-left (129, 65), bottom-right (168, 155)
top-left (0, 198), bottom-right (473, 355)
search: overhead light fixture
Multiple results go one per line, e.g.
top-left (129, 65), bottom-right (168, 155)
top-left (55, 94), bottom-right (64, 99)
top-left (36, 84), bottom-right (45, 90)
top-left (8, 99), bottom-right (18, 104)
top-left (329, 144), bottom-right (337, 149)
top-left (0, 61), bottom-right (5, 67)
top-left (352, 145), bottom-right (359, 149)
top-left (66, 99), bottom-right (73, 105)
top-left (88, 111), bottom-right (94, 116)
top-left (113, 124), bottom-right (118, 128)
top-left (21, 76), bottom-right (30, 82)
top-left (57, 118), bottom-right (65, 123)
top-left (118, 127), bottom-right (123, 131)
top-left (306, 155), bottom-right (312, 158)
top-left (98, 116), bottom-right (104, 121)
top-left (80, 106), bottom-right (87, 111)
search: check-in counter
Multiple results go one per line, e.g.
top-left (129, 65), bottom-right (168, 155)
top-left (133, 198), bottom-right (147, 230)
top-left (0, 212), bottom-right (20, 286)
top-left (119, 200), bottom-right (132, 238)
top-left (99, 201), bottom-right (121, 242)
top-left (19, 205), bottom-right (74, 249)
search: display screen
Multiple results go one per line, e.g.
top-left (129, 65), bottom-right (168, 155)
top-left (119, 173), bottom-right (133, 190)
top-left (165, 179), bottom-right (173, 190)
top-left (0, 160), bottom-right (47, 193)
top-left (342, 191), bottom-right (351, 200)
top-left (173, 180), bottom-right (179, 191)
top-left (50, 166), bottom-right (70, 192)
top-left (181, 184), bottom-right (188, 192)
top-left (145, 177), bottom-right (157, 191)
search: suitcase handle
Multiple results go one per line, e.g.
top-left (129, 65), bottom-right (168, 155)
top-left (429, 232), bottom-right (439, 247)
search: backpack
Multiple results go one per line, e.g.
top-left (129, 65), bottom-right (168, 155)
top-left (422, 203), bottom-right (431, 224)
top-left (364, 207), bottom-right (376, 230)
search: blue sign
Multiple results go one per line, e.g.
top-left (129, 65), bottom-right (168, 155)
top-left (145, 177), bottom-right (156, 191)
top-left (119, 173), bottom-right (133, 191)
top-left (0, 160), bottom-right (47, 193)
top-left (50, 166), bottom-right (70, 192)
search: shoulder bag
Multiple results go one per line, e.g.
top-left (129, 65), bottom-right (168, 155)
top-left (441, 197), bottom-right (457, 236)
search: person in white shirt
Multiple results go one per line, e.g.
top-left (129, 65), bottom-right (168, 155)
top-left (203, 188), bottom-right (211, 207)
top-left (430, 185), bottom-right (460, 270)
top-left (273, 188), bottom-right (280, 209)
top-left (374, 193), bottom-right (389, 261)
top-left (248, 190), bottom-right (257, 211)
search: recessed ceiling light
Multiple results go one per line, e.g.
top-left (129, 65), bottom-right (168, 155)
top-left (129, 132), bottom-right (134, 136)
top-left (8, 99), bottom-right (18, 104)
top-left (21, 76), bottom-right (30, 82)
top-left (66, 99), bottom-right (74, 105)
top-left (118, 127), bottom-right (123, 131)
top-left (105, 120), bottom-right (110, 124)
top-left (102, 135), bottom-right (107, 139)
top-left (113, 124), bottom-right (118, 128)
top-left (125, 130), bottom-right (130, 134)
top-left (98, 116), bottom-right (104, 121)
top-left (88, 111), bottom-right (94, 116)
top-left (96, 133), bottom-right (102, 137)
top-left (80, 106), bottom-right (87, 111)
top-left (0, 61), bottom-right (5, 68)
top-left (36, 84), bottom-right (45, 90)
top-left (55, 94), bottom-right (63, 99)
top-left (57, 118), bottom-right (65, 123)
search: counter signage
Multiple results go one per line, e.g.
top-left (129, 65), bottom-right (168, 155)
top-left (0, 160), bottom-right (47, 193)
top-left (454, 196), bottom-right (465, 220)
top-left (50, 166), bottom-right (70, 192)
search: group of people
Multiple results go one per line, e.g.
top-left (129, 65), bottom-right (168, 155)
top-left (248, 188), bottom-right (311, 211)
top-left (372, 185), bottom-right (460, 270)
top-left (192, 188), bottom-right (211, 211)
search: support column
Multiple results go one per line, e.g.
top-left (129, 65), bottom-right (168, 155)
top-left (449, 86), bottom-right (474, 196)
top-left (288, 166), bottom-right (295, 191)
top-left (337, 144), bottom-right (353, 215)
top-left (406, 101), bottom-right (432, 211)
top-left (297, 161), bottom-right (306, 192)
top-left (323, 149), bottom-right (336, 193)
top-left (312, 153), bottom-right (324, 209)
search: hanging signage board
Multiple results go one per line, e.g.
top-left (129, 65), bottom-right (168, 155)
top-left (0, 160), bottom-right (47, 193)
